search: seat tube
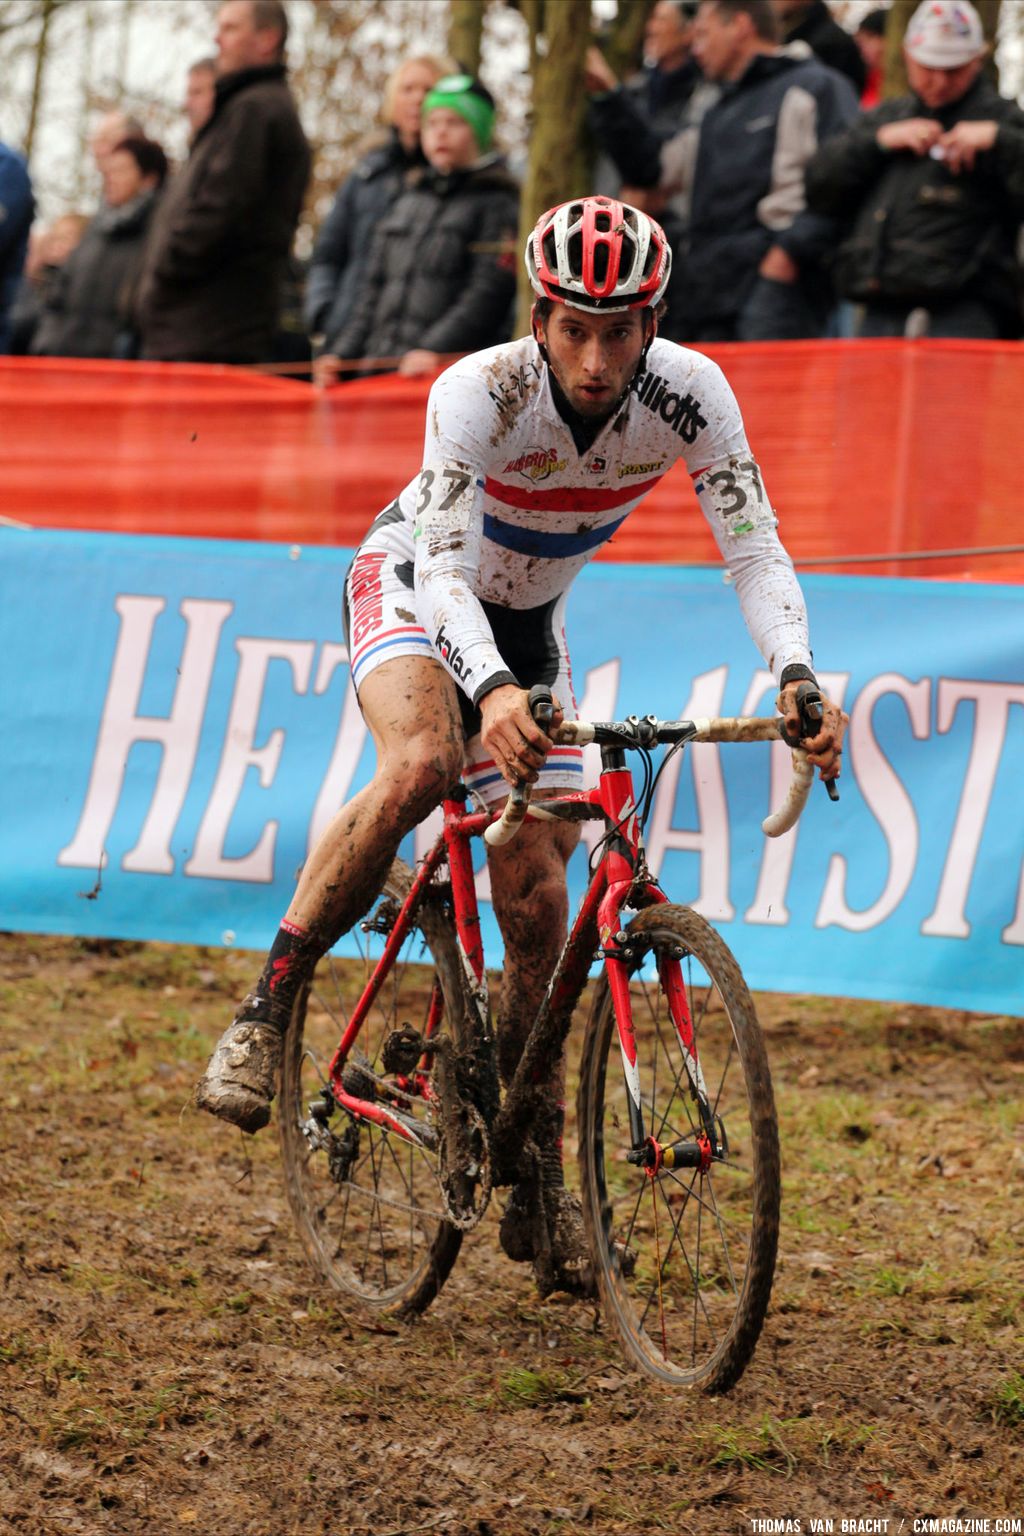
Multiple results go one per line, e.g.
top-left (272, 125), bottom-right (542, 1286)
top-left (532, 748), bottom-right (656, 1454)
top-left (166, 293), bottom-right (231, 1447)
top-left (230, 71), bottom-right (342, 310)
top-left (443, 794), bottom-right (484, 984)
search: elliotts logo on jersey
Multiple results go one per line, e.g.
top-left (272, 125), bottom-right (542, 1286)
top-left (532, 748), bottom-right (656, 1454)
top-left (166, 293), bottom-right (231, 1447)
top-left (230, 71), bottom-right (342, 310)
top-left (631, 370), bottom-right (708, 443)
top-left (504, 447), bottom-right (568, 483)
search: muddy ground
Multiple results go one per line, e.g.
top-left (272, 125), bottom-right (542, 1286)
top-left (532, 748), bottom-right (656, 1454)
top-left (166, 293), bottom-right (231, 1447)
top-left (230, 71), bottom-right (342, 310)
top-left (1, 933), bottom-right (1022, 1536)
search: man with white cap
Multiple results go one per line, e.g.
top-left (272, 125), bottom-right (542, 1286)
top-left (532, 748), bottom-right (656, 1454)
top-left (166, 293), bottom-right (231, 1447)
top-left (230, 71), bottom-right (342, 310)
top-left (805, 0), bottom-right (1024, 337)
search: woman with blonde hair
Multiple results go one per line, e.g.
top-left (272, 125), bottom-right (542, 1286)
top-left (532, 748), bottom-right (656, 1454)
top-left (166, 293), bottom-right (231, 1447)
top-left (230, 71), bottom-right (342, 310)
top-left (305, 53), bottom-right (454, 366)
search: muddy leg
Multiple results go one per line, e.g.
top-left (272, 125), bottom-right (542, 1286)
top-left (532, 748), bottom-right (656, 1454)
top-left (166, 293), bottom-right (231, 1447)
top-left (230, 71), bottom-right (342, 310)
top-left (195, 656), bottom-right (463, 1132)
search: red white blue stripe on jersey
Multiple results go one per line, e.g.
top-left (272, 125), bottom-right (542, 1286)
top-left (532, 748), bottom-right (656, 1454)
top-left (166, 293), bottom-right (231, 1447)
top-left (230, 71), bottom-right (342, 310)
top-left (351, 623), bottom-right (432, 684)
top-left (464, 746), bottom-right (585, 799)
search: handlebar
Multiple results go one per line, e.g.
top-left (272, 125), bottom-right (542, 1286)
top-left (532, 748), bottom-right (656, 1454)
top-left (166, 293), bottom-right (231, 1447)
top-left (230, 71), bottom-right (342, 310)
top-left (483, 707), bottom-right (816, 848)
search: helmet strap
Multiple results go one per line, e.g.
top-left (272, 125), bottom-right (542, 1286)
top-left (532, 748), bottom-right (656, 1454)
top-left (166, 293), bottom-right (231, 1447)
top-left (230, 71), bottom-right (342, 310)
top-left (530, 302), bottom-right (549, 364)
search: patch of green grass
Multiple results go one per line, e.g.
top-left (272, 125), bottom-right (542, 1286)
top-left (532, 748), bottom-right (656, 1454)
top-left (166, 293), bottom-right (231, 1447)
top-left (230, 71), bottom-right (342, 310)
top-left (711, 1415), bottom-right (800, 1475)
top-left (498, 1365), bottom-right (589, 1409)
top-left (988, 1371), bottom-right (1024, 1427)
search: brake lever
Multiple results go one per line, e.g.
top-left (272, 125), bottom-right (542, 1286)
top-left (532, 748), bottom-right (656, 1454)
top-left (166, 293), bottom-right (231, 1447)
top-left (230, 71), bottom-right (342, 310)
top-left (780, 681), bottom-right (840, 803)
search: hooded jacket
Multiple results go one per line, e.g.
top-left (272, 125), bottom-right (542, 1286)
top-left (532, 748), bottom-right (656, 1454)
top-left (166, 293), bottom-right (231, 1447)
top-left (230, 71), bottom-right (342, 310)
top-left (331, 155), bottom-right (519, 368)
top-left (305, 129), bottom-right (427, 351)
top-left (137, 63), bottom-right (310, 363)
top-left (805, 75), bottom-right (1024, 330)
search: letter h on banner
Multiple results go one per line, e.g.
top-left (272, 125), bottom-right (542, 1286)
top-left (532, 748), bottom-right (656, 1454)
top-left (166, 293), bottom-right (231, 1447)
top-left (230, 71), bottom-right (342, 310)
top-left (58, 596), bottom-right (232, 875)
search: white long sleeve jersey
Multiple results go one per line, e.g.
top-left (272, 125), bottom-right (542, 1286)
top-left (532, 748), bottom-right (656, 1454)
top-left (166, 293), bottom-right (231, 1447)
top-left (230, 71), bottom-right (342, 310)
top-left (362, 335), bottom-right (812, 705)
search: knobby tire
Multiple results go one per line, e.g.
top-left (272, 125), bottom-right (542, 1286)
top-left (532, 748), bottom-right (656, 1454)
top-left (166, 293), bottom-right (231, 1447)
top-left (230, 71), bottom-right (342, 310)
top-left (578, 904), bottom-right (780, 1392)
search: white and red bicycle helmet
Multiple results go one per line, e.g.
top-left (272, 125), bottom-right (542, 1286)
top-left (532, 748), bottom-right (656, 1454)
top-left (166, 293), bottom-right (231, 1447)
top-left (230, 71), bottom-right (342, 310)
top-left (526, 196), bottom-right (671, 313)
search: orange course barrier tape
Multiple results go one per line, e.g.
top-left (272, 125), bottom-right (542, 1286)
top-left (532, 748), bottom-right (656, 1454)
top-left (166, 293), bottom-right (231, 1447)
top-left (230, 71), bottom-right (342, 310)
top-left (2, 340), bottom-right (1021, 582)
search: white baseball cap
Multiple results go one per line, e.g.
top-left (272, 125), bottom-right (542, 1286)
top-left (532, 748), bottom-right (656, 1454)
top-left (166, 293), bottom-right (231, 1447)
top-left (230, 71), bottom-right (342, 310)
top-left (904, 1), bottom-right (985, 68)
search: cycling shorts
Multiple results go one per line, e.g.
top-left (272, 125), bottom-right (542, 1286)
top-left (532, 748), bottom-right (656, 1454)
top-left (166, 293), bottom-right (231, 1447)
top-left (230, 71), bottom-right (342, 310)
top-left (343, 543), bottom-right (585, 808)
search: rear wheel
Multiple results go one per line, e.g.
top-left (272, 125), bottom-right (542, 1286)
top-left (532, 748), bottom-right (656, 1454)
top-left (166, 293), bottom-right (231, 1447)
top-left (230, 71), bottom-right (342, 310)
top-left (578, 904), bottom-right (779, 1391)
top-left (278, 859), bottom-right (474, 1314)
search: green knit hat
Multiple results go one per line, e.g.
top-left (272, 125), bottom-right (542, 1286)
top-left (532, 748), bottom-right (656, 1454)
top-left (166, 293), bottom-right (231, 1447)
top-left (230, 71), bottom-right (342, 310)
top-left (422, 73), bottom-right (496, 152)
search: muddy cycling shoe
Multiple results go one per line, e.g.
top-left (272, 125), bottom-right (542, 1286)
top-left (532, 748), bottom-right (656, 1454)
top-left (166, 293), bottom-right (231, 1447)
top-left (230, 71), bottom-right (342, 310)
top-left (194, 994), bottom-right (288, 1133)
top-left (499, 1186), bottom-right (596, 1299)
top-left (536, 1189), bottom-right (596, 1301)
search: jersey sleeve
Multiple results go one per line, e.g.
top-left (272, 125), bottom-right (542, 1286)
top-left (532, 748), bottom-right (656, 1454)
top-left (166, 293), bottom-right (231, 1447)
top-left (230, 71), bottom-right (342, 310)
top-left (412, 366), bottom-right (518, 705)
top-left (684, 356), bottom-right (814, 681)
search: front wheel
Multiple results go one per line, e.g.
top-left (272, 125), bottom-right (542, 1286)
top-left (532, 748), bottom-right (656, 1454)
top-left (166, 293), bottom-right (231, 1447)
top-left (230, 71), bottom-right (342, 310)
top-left (577, 904), bottom-right (780, 1391)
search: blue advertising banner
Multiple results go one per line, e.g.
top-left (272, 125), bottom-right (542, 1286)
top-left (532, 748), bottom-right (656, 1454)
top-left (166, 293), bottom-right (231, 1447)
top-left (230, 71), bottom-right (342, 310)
top-left (2, 527), bottom-right (1022, 1014)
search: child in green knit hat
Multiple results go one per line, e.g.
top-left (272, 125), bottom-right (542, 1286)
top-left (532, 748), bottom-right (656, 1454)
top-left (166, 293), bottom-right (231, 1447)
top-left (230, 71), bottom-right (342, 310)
top-left (421, 74), bottom-right (497, 168)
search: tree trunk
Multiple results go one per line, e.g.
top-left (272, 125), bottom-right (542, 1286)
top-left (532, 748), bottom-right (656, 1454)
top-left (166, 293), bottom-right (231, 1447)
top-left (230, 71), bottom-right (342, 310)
top-left (24, 0), bottom-right (56, 161)
top-left (448, 0), bottom-right (486, 75)
top-left (515, 0), bottom-right (593, 333)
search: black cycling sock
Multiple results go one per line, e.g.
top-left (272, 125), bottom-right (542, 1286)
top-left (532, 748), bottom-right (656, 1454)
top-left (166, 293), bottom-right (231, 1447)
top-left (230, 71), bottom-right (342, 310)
top-left (254, 920), bottom-right (315, 1023)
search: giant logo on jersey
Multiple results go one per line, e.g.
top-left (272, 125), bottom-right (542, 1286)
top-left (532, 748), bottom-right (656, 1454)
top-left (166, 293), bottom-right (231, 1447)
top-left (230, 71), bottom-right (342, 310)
top-left (631, 370), bottom-right (707, 443)
top-left (504, 447), bottom-right (568, 483)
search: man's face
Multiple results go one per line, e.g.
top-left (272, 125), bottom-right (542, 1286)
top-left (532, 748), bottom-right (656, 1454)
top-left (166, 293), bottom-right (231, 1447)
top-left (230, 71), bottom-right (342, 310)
top-left (645, 2), bottom-right (693, 68)
top-left (90, 111), bottom-right (130, 173)
top-left (215, 1), bottom-right (275, 76)
top-left (186, 66), bottom-right (216, 134)
top-left (693, 2), bottom-right (747, 82)
top-left (905, 52), bottom-right (983, 109)
top-left (538, 306), bottom-right (649, 420)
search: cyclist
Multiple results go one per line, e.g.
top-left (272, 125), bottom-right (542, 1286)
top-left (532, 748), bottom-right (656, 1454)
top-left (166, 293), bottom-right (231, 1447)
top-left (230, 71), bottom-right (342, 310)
top-left (196, 195), bottom-right (846, 1289)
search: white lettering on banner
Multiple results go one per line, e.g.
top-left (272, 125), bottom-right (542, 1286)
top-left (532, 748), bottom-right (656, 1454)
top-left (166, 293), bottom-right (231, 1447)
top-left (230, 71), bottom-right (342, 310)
top-left (185, 638), bottom-right (315, 882)
top-left (58, 596), bottom-right (231, 875)
top-left (307, 643), bottom-right (368, 854)
top-left (646, 666), bottom-right (734, 919)
top-left (921, 678), bottom-right (1024, 940)
top-left (743, 670), bottom-right (850, 926)
top-left (816, 673), bottom-right (929, 932)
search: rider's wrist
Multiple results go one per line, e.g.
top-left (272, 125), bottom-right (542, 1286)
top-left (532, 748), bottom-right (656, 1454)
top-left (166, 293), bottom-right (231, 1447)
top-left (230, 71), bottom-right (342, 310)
top-left (779, 662), bottom-right (818, 690)
top-left (472, 671), bottom-right (520, 708)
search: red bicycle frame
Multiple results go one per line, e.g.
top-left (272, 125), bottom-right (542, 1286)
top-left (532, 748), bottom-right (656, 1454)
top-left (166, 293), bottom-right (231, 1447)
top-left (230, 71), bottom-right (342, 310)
top-left (322, 742), bottom-right (703, 1165)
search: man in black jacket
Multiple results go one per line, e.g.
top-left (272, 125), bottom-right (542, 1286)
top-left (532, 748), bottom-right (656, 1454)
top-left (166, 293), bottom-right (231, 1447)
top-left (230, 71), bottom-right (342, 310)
top-left (770, 0), bottom-right (865, 94)
top-left (805, 0), bottom-right (1024, 337)
top-left (137, 0), bottom-right (310, 364)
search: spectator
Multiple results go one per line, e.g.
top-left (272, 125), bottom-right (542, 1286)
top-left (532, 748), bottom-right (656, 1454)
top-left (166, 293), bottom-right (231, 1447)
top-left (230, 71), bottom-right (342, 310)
top-left (8, 213), bottom-right (89, 355)
top-left (805, 0), bottom-right (1024, 338)
top-left (585, 2), bottom-right (704, 166)
top-left (136, 0), bottom-right (311, 365)
top-left (90, 110), bottom-right (146, 180)
top-left (584, 3), bottom-right (716, 341)
top-left (637, 0), bottom-right (858, 341)
top-left (0, 141), bottom-right (34, 354)
top-left (855, 8), bottom-right (887, 109)
top-left (769, 0), bottom-right (866, 94)
top-left (32, 138), bottom-right (167, 359)
top-left (185, 57), bottom-right (217, 143)
top-left (305, 53), bottom-right (453, 356)
top-left (317, 75), bottom-right (518, 384)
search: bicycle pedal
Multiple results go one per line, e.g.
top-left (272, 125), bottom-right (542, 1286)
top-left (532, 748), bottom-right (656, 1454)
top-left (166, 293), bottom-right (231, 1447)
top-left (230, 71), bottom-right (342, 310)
top-left (382, 1024), bottom-right (432, 1076)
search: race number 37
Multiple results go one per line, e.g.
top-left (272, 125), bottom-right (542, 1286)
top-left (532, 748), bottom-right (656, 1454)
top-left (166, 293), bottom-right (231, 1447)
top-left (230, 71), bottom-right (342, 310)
top-left (414, 462), bottom-right (477, 542)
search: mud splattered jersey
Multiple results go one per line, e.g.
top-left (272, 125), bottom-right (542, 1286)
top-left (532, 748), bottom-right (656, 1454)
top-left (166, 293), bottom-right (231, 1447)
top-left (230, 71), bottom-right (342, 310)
top-left (357, 335), bottom-right (813, 705)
